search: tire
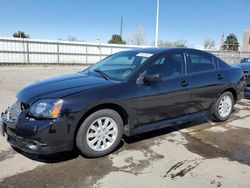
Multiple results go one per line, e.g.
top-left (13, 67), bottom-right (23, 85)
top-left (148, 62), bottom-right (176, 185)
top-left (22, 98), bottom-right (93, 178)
top-left (76, 109), bottom-right (123, 158)
top-left (211, 91), bottom-right (234, 122)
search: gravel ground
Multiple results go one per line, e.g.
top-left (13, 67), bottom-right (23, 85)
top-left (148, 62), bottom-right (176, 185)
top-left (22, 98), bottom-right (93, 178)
top-left (0, 66), bottom-right (250, 188)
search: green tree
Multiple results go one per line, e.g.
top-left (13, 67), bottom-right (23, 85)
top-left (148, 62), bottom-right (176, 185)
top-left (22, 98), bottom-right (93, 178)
top-left (13, 31), bottom-right (30, 38)
top-left (222, 34), bottom-right (239, 51)
top-left (108, 35), bottom-right (126, 44)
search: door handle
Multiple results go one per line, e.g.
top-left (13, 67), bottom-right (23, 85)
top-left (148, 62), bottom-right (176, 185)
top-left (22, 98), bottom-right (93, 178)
top-left (217, 74), bottom-right (224, 80)
top-left (180, 80), bottom-right (190, 87)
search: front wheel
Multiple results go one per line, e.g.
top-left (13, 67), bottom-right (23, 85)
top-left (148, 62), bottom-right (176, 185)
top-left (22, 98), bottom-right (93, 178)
top-left (76, 109), bottom-right (123, 157)
top-left (212, 91), bottom-right (234, 122)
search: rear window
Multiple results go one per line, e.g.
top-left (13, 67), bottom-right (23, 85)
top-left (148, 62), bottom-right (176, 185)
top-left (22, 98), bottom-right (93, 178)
top-left (189, 52), bottom-right (215, 73)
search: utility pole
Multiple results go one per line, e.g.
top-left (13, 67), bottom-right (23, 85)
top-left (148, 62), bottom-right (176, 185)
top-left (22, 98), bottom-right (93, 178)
top-left (120, 17), bottom-right (123, 37)
top-left (155, 0), bottom-right (160, 47)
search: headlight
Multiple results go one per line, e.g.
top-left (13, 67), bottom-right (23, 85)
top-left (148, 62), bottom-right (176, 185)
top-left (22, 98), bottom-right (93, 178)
top-left (30, 99), bottom-right (63, 119)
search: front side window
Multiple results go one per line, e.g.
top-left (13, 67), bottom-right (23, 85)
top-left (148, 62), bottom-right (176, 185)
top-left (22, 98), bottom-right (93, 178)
top-left (189, 52), bottom-right (215, 73)
top-left (147, 52), bottom-right (185, 78)
top-left (88, 51), bottom-right (152, 81)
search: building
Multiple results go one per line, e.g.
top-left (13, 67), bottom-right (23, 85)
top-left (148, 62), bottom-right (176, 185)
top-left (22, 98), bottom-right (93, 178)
top-left (242, 29), bottom-right (250, 52)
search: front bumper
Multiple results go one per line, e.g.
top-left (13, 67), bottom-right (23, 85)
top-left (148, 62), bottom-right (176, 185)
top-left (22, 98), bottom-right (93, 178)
top-left (1, 109), bottom-right (79, 155)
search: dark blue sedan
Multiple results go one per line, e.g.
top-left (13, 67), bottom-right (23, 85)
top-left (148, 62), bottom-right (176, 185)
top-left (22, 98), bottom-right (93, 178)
top-left (1, 48), bottom-right (246, 157)
top-left (238, 60), bottom-right (250, 98)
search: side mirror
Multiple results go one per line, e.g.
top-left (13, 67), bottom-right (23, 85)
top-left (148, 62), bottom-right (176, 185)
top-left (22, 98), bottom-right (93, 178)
top-left (143, 74), bottom-right (163, 84)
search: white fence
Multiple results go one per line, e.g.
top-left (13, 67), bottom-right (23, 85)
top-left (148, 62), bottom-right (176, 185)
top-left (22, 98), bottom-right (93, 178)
top-left (0, 37), bottom-right (250, 65)
top-left (209, 50), bottom-right (250, 65)
top-left (0, 37), bottom-right (143, 64)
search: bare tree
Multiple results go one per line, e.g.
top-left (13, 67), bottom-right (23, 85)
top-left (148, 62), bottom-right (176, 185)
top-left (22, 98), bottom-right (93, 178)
top-left (127, 26), bottom-right (147, 45)
top-left (203, 39), bottom-right (215, 49)
top-left (67, 36), bottom-right (78, 41)
top-left (157, 40), bottom-right (175, 47)
top-left (155, 39), bottom-right (188, 48)
top-left (174, 40), bottom-right (188, 48)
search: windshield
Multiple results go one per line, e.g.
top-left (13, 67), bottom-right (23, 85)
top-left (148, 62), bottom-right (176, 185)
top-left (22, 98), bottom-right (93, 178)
top-left (87, 51), bottom-right (153, 81)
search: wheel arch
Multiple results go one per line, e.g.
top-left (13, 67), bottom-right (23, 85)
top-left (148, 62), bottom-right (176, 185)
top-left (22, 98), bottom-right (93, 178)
top-left (73, 102), bottom-right (130, 145)
top-left (210, 87), bottom-right (238, 115)
top-left (221, 88), bottom-right (238, 104)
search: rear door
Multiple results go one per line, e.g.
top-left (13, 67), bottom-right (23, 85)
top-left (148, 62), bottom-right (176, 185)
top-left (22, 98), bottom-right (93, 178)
top-left (186, 50), bottom-right (226, 113)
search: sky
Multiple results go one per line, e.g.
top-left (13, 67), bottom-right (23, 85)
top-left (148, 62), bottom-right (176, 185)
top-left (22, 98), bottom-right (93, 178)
top-left (0, 0), bottom-right (249, 49)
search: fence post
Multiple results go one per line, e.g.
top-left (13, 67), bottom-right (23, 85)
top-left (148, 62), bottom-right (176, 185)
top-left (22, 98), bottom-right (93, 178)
top-left (85, 42), bottom-right (88, 64)
top-left (20, 39), bottom-right (25, 65)
top-left (99, 43), bottom-right (102, 61)
top-left (57, 42), bottom-right (60, 64)
top-left (26, 40), bottom-right (30, 64)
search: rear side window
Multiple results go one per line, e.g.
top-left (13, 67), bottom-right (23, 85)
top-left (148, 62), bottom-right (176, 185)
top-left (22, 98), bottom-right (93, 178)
top-left (147, 52), bottom-right (185, 78)
top-left (189, 52), bottom-right (215, 73)
top-left (217, 58), bottom-right (230, 69)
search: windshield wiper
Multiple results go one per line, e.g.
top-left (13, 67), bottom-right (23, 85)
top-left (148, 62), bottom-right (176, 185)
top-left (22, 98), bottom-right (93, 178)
top-left (93, 69), bottom-right (110, 80)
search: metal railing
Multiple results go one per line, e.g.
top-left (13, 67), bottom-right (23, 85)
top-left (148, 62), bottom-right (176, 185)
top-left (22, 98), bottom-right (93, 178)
top-left (0, 36), bottom-right (250, 65)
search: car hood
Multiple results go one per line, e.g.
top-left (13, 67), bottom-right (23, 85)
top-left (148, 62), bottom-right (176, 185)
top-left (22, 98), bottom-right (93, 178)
top-left (237, 63), bottom-right (250, 70)
top-left (17, 72), bottom-right (116, 104)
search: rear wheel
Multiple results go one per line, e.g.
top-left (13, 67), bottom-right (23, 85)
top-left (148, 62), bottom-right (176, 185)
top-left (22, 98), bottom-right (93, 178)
top-left (76, 109), bottom-right (123, 157)
top-left (212, 91), bottom-right (234, 122)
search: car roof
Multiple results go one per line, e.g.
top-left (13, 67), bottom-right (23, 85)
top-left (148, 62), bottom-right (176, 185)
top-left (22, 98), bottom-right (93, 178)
top-left (125, 47), bottom-right (174, 54)
top-left (123, 47), bottom-right (208, 56)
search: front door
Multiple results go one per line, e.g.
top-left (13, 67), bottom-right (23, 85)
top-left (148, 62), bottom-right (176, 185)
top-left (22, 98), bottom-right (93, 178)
top-left (136, 51), bottom-right (192, 125)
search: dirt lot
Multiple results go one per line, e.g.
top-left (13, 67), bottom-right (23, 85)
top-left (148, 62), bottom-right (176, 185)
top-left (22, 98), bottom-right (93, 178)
top-left (0, 66), bottom-right (250, 188)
